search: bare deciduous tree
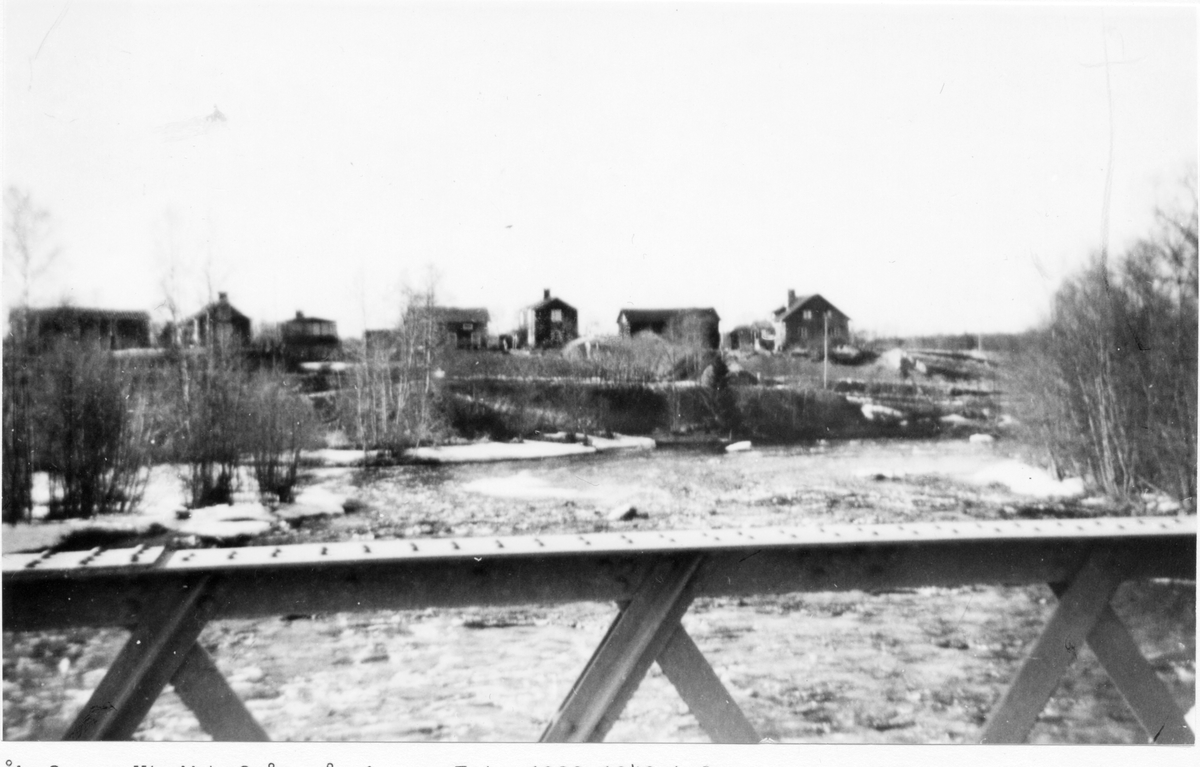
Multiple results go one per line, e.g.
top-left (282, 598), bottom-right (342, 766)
top-left (3, 187), bottom-right (60, 523)
top-left (1029, 176), bottom-right (1197, 505)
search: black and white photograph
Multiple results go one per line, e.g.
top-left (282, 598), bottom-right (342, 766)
top-left (2, 0), bottom-right (1196, 760)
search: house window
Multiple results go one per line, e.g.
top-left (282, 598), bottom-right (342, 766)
top-left (463, 323), bottom-right (474, 331)
top-left (803, 310), bottom-right (812, 320)
top-left (800, 327), bottom-right (809, 340)
top-left (550, 309), bottom-right (563, 322)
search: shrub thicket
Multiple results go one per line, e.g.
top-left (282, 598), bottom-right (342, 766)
top-left (170, 349), bottom-right (251, 507)
top-left (245, 375), bottom-right (321, 505)
top-left (334, 292), bottom-right (450, 453)
top-left (1019, 191), bottom-right (1197, 505)
top-left (9, 343), bottom-right (159, 519)
top-left (2, 346), bottom-right (35, 523)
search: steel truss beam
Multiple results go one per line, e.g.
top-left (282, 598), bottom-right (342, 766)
top-left (4, 515), bottom-right (1194, 743)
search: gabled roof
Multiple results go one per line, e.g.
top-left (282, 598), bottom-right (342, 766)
top-left (528, 295), bottom-right (576, 312)
top-left (774, 294), bottom-right (848, 321)
top-left (617, 308), bottom-right (720, 324)
top-left (433, 307), bottom-right (490, 324)
top-left (190, 295), bottom-right (249, 323)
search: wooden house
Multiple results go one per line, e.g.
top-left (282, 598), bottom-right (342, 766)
top-left (520, 289), bottom-right (578, 349)
top-left (9, 306), bottom-right (151, 353)
top-left (772, 291), bottom-right (849, 351)
top-left (432, 307), bottom-right (490, 350)
top-left (280, 311), bottom-right (340, 365)
top-left (616, 308), bottom-right (720, 349)
top-left (182, 292), bottom-right (252, 350)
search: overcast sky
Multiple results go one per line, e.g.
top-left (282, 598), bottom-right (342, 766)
top-left (3, 1), bottom-right (1196, 339)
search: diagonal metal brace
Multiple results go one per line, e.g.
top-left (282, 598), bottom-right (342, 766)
top-left (64, 575), bottom-right (220, 740)
top-left (656, 623), bottom-right (758, 743)
top-left (979, 546), bottom-right (1127, 744)
top-left (170, 642), bottom-right (270, 741)
top-left (541, 555), bottom-right (705, 742)
top-left (1047, 581), bottom-right (1194, 744)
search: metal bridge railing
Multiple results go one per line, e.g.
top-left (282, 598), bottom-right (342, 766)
top-left (2, 515), bottom-right (1195, 743)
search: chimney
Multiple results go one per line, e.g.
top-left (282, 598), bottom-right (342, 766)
top-left (544, 288), bottom-right (551, 300)
top-left (787, 289), bottom-right (795, 306)
top-left (296, 311), bottom-right (304, 320)
top-left (218, 292), bottom-right (229, 304)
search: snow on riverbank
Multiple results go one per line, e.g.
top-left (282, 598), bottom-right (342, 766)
top-left (965, 460), bottom-right (1086, 498)
top-left (853, 453), bottom-right (1086, 500)
top-left (406, 434), bottom-right (655, 464)
top-left (2, 465), bottom-right (353, 554)
top-left (404, 440), bottom-right (595, 463)
top-left (539, 432), bottom-right (657, 452)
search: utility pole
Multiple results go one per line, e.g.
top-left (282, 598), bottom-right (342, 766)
top-left (823, 311), bottom-right (829, 390)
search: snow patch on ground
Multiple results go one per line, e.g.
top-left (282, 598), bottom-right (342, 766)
top-left (967, 460), bottom-right (1086, 499)
top-left (277, 486), bottom-right (349, 522)
top-left (861, 403), bottom-right (905, 422)
top-left (533, 432), bottom-right (656, 452)
top-left (405, 440), bottom-right (596, 463)
top-left (178, 503), bottom-right (274, 540)
top-left (3, 463), bottom-right (353, 552)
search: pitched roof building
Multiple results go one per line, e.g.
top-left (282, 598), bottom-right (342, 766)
top-left (617, 308), bottom-right (721, 349)
top-left (772, 291), bottom-right (849, 351)
top-left (178, 292), bottom-right (252, 351)
top-left (432, 307), bottom-right (490, 350)
top-left (9, 306), bottom-right (151, 353)
top-left (521, 289), bottom-right (578, 349)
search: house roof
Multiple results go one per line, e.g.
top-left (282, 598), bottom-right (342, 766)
top-left (190, 295), bottom-right (249, 323)
top-left (285, 313), bottom-right (335, 325)
top-left (730, 320), bottom-right (775, 333)
top-left (527, 295), bottom-right (576, 312)
top-left (433, 307), bottom-right (490, 324)
top-left (773, 294), bottom-right (849, 321)
top-left (617, 308), bottom-right (720, 324)
top-left (20, 306), bottom-right (149, 323)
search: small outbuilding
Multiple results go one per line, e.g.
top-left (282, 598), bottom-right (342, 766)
top-left (617, 308), bottom-right (721, 349)
top-left (520, 289), bottom-right (578, 349)
top-left (724, 321), bottom-right (775, 352)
